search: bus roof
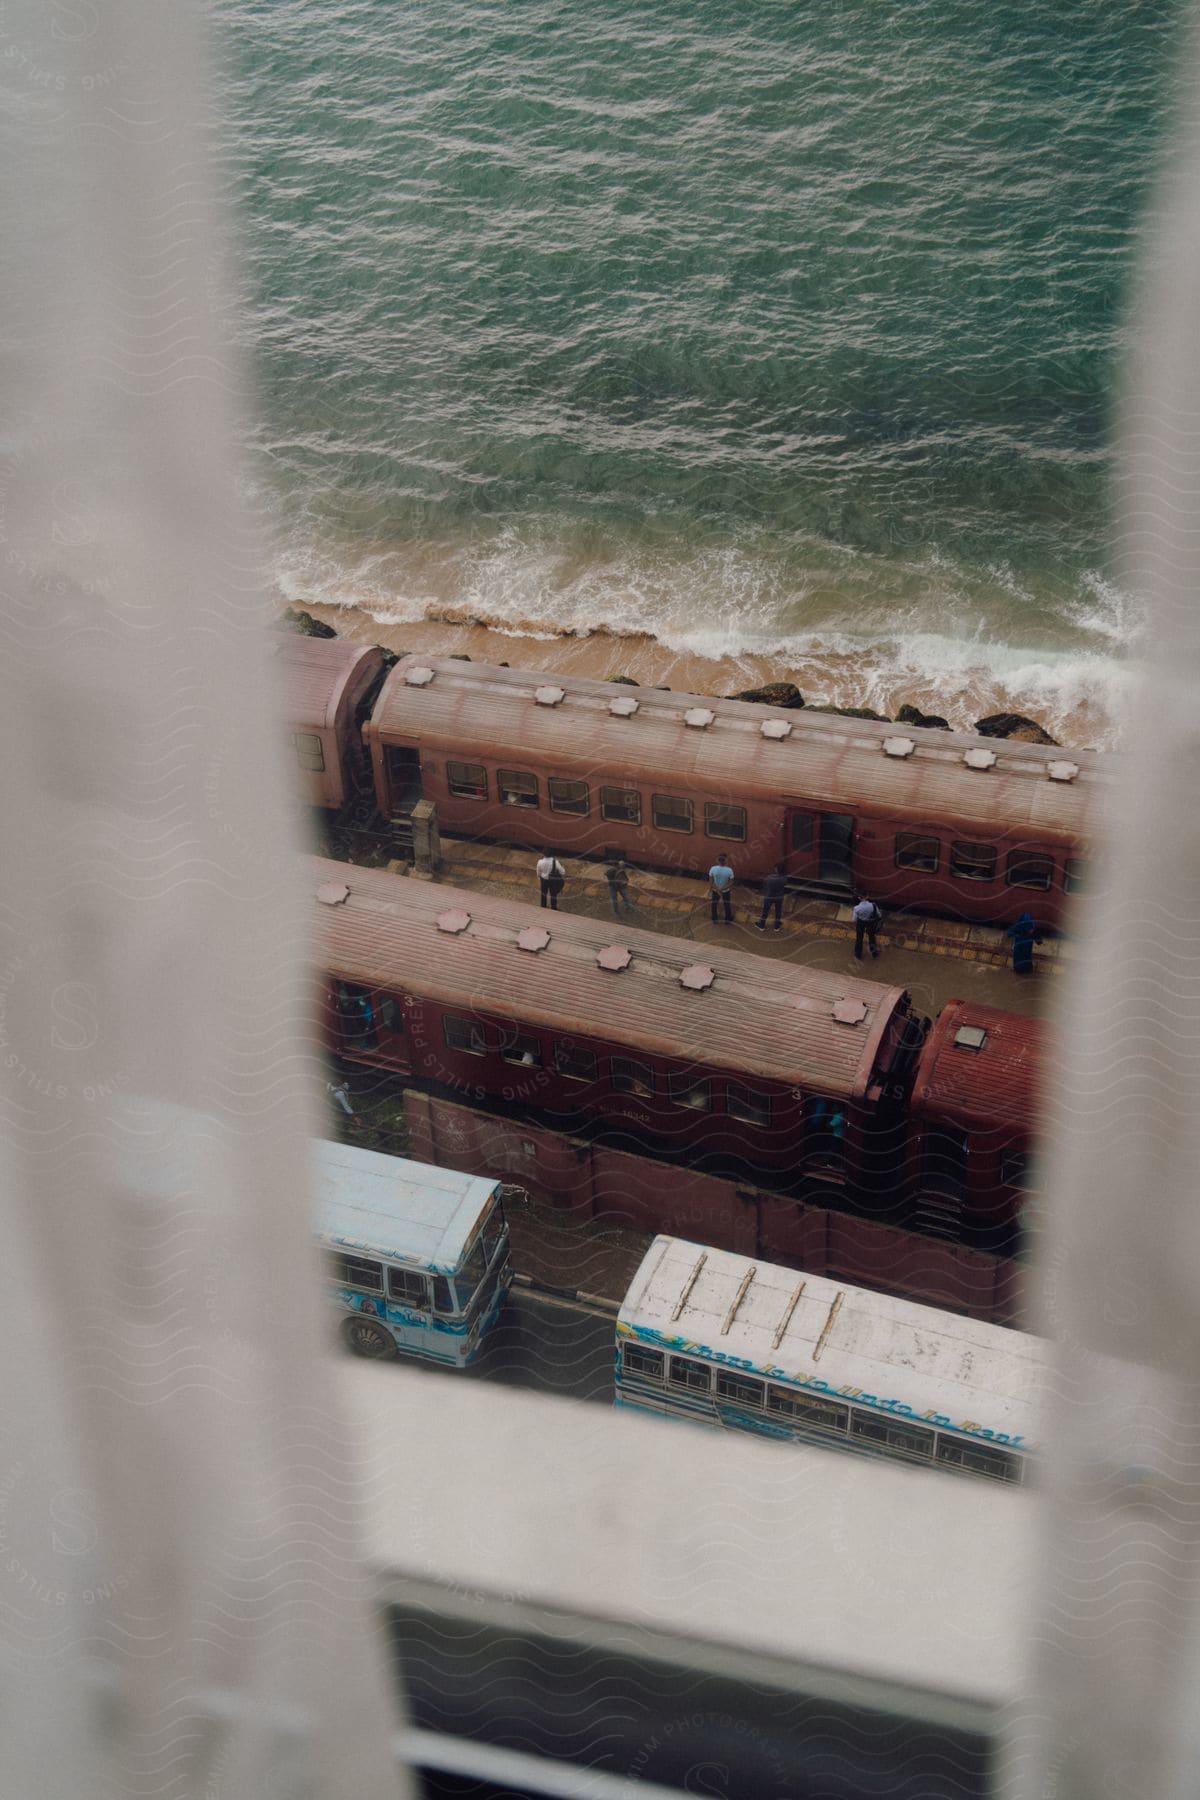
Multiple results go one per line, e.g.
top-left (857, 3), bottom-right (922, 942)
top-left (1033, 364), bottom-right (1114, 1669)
top-left (618, 1236), bottom-right (1045, 1446)
top-left (311, 1139), bottom-right (500, 1273)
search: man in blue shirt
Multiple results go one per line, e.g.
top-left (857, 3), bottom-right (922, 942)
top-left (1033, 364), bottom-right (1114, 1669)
top-left (709, 853), bottom-right (735, 924)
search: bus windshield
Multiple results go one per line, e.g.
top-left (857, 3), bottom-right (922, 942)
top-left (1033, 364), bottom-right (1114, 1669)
top-left (454, 1234), bottom-right (490, 1311)
top-left (480, 1200), bottom-right (505, 1267)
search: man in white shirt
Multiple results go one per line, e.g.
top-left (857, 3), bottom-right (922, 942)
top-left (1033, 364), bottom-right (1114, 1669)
top-left (536, 853), bottom-right (566, 909)
top-left (852, 896), bottom-right (882, 960)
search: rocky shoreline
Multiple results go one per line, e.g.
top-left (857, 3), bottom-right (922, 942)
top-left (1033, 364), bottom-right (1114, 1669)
top-left (283, 607), bottom-right (1064, 748)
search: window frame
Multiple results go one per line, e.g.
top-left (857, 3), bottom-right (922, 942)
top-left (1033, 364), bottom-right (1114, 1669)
top-left (497, 768), bottom-right (540, 809)
top-left (600, 785), bottom-right (642, 826)
top-left (446, 759), bottom-right (489, 801)
top-left (895, 831), bottom-right (939, 873)
top-left (555, 1041), bottom-right (599, 1084)
top-left (727, 1084), bottom-right (771, 1128)
top-left (667, 1072), bottom-right (712, 1113)
top-left (326, 1252), bottom-right (384, 1294)
top-left (652, 793), bottom-right (694, 834)
top-left (767, 1388), bottom-right (849, 1432)
top-left (548, 776), bottom-right (590, 817)
top-left (443, 1014), bottom-right (488, 1057)
top-left (1005, 848), bottom-right (1054, 891)
top-left (949, 840), bottom-right (998, 883)
top-left (935, 1436), bottom-right (1022, 1482)
top-left (498, 1027), bottom-right (543, 1070)
top-left (1000, 1150), bottom-right (1038, 1190)
top-left (850, 1409), bottom-right (935, 1460)
top-left (611, 1056), bottom-right (655, 1099)
top-left (1064, 857), bottom-right (1087, 894)
top-left (668, 1355), bottom-right (712, 1393)
top-left (292, 730), bottom-right (325, 773)
top-left (387, 1267), bottom-right (430, 1310)
top-left (704, 801), bottom-right (747, 842)
top-left (622, 1344), bottom-right (665, 1382)
top-left (715, 1370), bottom-right (765, 1409)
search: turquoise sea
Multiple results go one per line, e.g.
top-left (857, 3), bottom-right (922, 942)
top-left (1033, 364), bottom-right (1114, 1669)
top-left (212, 0), bottom-right (1182, 740)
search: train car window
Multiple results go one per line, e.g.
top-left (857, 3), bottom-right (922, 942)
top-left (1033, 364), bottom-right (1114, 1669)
top-left (498, 768), bottom-right (539, 809)
top-left (1005, 849), bottom-right (1054, 890)
top-left (668, 1073), bottom-right (711, 1112)
top-left (335, 983), bottom-right (378, 1049)
top-left (1000, 1150), bottom-right (1038, 1189)
top-left (803, 1096), bottom-right (847, 1169)
top-left (789, 813), bottom-right (814, 851)
top-left (652, 794), bottom-right (694, 833)
top-left (1064, 857), bottom-right (1088, 894)
top-left (850, 1411), bottom-right (935, 1459)
top-left (622, 1344), bottom-right (664, 1381)
top-left (325, 1252), bottom-right (384, 1294)
top-left (716, 1371), bottom-right (765, 1408)
top-left (443, 1015), bottom-right (488, 1057)
top-left (498, 1026), bottom-right (543, 1069)
top-left (612, 1056), bottom-right (655, 1098)
top-left (949, 840), bottom-right (997, 882)
top-left (387, 1268), bottom-right (430, 1309)
top-left (668, 1356), bottom-right (712, 1393)
top-left (935, 1437), bottom-right (1021, 1482)
top-left (549, 777), bottom-right (590, 816)
top-left (705, 802), bottom-right (747, 842)
top-left (601, 786), bottom-right (642, 825)
top-left (767, 1389), bottom-right (849, 1432)
top-left (555, 1042), bottom-right (599, 1083)
top-left (377, 996), bottom-right (403, 1033)
top-left (292, 731), bottom-right (325, 772)
top-left (727, 1085), bottom-right (771, 1128)
top-left (895, 832), bottom-right (939, 872)
top-left (447, 760), bottom-right (489, 800)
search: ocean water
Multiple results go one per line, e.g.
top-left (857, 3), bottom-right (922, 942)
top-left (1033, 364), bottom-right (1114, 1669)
top-left (211, 0), bottom-right (1182, 740)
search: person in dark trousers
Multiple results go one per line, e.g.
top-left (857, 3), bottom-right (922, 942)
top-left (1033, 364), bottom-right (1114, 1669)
top-left (708, 853), bottom-right (735, 924)
top-left (536, 853), bottom-right (566, 909)
top-left (852, 896), bottom-right (882, 959)
top-left (756, 862), bottom-right (788, 932)
top-left (1005, 911), bottom-right (1041, 974)
top-left (605, 856), bottom-right (635, 916)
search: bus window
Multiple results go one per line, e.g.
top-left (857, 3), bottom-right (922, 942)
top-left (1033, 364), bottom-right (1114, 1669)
top-left (432, 1275), bottom-right (454, 1314)
top-left (326, 1252), bottom-right (383, 1294)
top-left (936, 1438), bottom-right (1022, 1482)
top-left (850, 1411), bottom-right (934, 1460)
top-left (622, 1344), bottom-right (664, 1381)
top-left (668, 1356), bottom-right (711, 1393)
top-left (716, 1371), bottom-right (764, 1408)
top-left (388, 1268), bottom-right (429, 1310)
top-left (767, 1389), bottom-right (849, 1433)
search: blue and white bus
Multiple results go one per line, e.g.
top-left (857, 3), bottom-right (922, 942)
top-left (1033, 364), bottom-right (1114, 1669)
top-left (314, 1139), bottom-right (513, 1365)
top-left (615, 1236), bottom-right (1041, 1483)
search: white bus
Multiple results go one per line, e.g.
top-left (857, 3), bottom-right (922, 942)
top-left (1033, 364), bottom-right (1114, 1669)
top-left (314, 1139), bottom-right (513, 1365)
top-left (614, 1236), bottom-right (1041, 1482)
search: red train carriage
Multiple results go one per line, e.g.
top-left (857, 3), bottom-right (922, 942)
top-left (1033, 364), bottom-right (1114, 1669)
top-left (907, 1001), bottom-right (1042, 1247)
top-left (307, 856), bottom-right (918, 1214)
top-left (274, 634), bottom-right (387, 810)
top-left (362, 655), bottom-right (1108, 926)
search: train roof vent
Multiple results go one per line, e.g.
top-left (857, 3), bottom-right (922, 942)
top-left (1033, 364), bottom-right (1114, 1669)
top-left (954, 1024), bottom-right (988, 1051)
top-left (684, 707), bottom-right (715, 729)
top-left (1048, 760), bottom-right (1080, 783)
top-left (609, 695), bottom-right (639, 717)
top-left (436, 908), bottom-right (471, 935)
top-left (882, 736), bottom-right (915, 758)
top-left (831, 998), bottom-right (868, 1025)
top-left (679, 962), bottom-right (716, 992)
top-left (596, 945), bottom-right (632, 972)
top-left (534, 684), bottom-right (566, 707)
top-left (963, 747), bottom-right (998, 771)
top-left (316, 881), bottom-right (350, 906)
top-left (516, 925), bottom-right (551, 954)
top-left (403, 665), bottom-right (435, 687)
top-left (760, 719), bottom-right (792, 740)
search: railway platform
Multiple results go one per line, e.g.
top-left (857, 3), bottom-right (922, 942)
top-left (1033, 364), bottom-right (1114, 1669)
top-left (349, 833), bottom-right (1066, 1024)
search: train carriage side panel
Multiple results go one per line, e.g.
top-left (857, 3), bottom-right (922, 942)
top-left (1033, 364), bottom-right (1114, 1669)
top-left (275, 636), bottom-right (386, 810)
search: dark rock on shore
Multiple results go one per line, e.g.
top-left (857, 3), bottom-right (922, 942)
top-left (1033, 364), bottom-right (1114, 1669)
top-left (728, 681), bottom-right (805, 709)
top-left (974, 712), bottom-right (1058, 745)
top-left (805, 702), bottom-right (891, 722)
top-left (284, 608), bottom-right (337, 639)
top-left (896, 703), bottom-right (951, 731)
top-left (448, 652), bottom-right (472, 660)
top-left (607, 674), bottom-right (639, 685)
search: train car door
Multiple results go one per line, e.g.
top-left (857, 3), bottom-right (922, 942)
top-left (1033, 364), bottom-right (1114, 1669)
top-left (385, 746), bottom-right (423, 817)
top-left (784, 810), bottom-right (855, 886)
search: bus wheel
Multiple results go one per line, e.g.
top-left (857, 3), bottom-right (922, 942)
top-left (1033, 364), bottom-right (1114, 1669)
top-left (343, 1316), bottom-right (395, 1360)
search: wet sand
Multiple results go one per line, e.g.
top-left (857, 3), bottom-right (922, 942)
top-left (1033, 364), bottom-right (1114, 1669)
top-left (280, 597), bottom-right (1115, 750)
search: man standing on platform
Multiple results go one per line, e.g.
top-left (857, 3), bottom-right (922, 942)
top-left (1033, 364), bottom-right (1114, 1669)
top-left (709, 853), bottom-right (735, 924)
top-left (852, 895), bottom-right (882, 959)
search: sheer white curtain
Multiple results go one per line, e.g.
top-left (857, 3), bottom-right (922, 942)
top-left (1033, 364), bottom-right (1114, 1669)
top-left (1003, 10), bottom-right (1200, 1797)
top-left (0, 3), bottom-right (408, 1795)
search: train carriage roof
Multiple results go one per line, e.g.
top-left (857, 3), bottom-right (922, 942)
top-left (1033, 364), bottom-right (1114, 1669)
top-left (308, 856), bottom-right (908, 1100)
top-left (369, 656), bottom-right (1109, 844)
top-left (619, 1235), bottom-right (1045, 1443)
top-left (273, 633), bottom-right (385, 731)
top-left (910, 1001), bottom-right (1042, 1136)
